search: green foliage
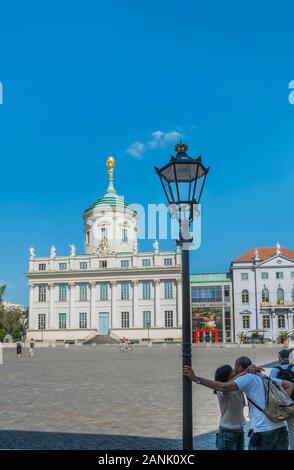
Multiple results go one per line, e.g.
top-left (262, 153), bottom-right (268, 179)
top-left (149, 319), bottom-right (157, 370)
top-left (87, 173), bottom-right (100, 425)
top-left (277, 331), bottom-right (291, 344)
top-left (0, 304), bottom-right (28, 341)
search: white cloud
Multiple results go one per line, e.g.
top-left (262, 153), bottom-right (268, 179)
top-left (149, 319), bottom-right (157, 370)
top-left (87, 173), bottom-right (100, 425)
top-left (126, 141), bottom-right (145, 159)
top-left (127, 130), bottom-right (183, 159)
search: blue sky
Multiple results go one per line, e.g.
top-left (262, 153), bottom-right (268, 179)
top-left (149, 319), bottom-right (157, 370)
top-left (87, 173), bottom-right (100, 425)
top-left (1, 0), bottom-right (294, 305)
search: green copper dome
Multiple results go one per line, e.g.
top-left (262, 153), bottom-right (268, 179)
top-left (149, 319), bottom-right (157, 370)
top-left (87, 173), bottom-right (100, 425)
top-left (83, 157), bottom-right (131, 214)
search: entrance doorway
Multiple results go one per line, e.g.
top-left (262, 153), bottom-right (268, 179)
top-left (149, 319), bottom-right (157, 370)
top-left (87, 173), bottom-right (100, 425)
top-left (98, 312), bottom-right (109, 335)
top-left (195, 329), bottom-right (219, 343)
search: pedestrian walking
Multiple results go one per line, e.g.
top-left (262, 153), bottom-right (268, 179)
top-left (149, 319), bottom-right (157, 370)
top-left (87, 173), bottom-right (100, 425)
top-left (16, 340), bottom-right (22, 358)
top-left (29, 338), bottom-right (35, 358)
top-left (270, 349), bottom-right (294, 450)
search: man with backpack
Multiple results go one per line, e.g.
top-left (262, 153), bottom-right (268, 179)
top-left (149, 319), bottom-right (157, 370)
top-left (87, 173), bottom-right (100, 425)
top-left (183, 360), bottom-right (294, 450)
top-left (270, 349), bottom-right (294, 449)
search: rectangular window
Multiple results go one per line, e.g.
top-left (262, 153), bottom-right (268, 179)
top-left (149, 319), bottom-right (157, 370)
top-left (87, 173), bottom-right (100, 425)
top-left (121, 282), bottom-right (130, 300)
top-left (143, 311), bottom-right (151, 328)
top-left (224, 285), bottom-right (230, 302)
top-left (79, 312), bottom-right (87, 329)
top-left (59, 313), bottom-right (66, 329)
top-left (224, 308), bottom-right (231, 331)
top-left (164, 258), bottom-right (172, 266)
top-left (276, 272), bottom-right (283, 279)
top-left (100, 283), bottom-right (108, 301)
top-left (291, 272), bottom-right (294, 279)
top-left (59, 263), bottom-right (67, 271)
top-left (38, 314), bottom-right (46, 330)
top-left (122, 228), bottom-right (128, 243)
top-left (99, 260), bottom-right (107, 268)
top-left (39, 263), bottom-right (46, 271)
top-left (38, 285), bottom-right (46, 302)
top-left (121, 311), bottom-right (129, 328)
top-left (278, 315), bottom-right (285, 329)
top-left (80, 262), bottom-right (88, 270)
top-left (191, 286), bottom-right (223, 303)
top-left (142, 259), bottom-right (151, 267)
top-left (261, 272), bottom-right (269, 280)
top-left (101, 227), bottom-right (107, 240)
top-left (165, 311), bottom-right (174, 327)
top-left (241, 273), bottom-right (248, 280)
top-left (142, 281), bottom-right (151, 300)
top-left (164, 281), bottom-right (173, 299)
top-left (59, 284), bottom-right (67, 302)
top-left (86, 231), bottom-right (90, 244)
top-left (242, 315), bottom-right (250, 329)
top-left (79, 284), bottom-right (88, 301)
top-left (121, 260), bottom-right (129, 268)
top-left (262, 315), bottom-right (270, 329)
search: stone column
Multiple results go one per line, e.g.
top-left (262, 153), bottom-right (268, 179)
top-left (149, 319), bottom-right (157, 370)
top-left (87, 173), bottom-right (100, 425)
top-left (48, 283), bottom-right (55, 329)
top-left (154, 279), bottom-right (161, 327)
top-left (271, 311), bottom-right (277, 342)
top-left (111, 281), bottom-right (117, 329)
top-left (132, 280), bottom-right (138, 328)
top-left (28, 284), bottom-right (35, 329)
top-left (68, 282), bottom-right (76, 329)
top-left (176, 278), bottom-right (182, 327)
top-left (89, 281), bottom-right (96, 330)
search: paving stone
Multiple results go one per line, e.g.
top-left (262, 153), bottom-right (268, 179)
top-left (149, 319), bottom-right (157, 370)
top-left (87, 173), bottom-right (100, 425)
top-left (0, 345), bottom-right (280, 449)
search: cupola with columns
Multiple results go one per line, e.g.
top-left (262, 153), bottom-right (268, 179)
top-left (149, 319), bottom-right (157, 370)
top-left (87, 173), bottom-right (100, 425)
top-left (82, 157), bottom-right (138, 255)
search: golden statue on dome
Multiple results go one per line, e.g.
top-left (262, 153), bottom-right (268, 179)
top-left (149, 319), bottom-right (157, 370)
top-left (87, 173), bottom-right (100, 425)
top-left (106, 156), bottom-right (115, 179)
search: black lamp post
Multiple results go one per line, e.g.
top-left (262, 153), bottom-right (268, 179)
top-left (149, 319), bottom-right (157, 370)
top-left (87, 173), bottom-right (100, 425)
top-left (155, 142), bottom-right (209, 450)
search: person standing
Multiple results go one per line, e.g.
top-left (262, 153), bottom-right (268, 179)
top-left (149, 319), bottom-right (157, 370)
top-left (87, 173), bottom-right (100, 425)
top-left (29, 338), bottom-right (35, 359)
top-left (183, 361), bottom-right (293, 450)
top-left (270, 349), bottom-right (294, 450)
top-left (213, 364), bottom-right (246, 450)
top-left (16, 340), bottom-right (22, 358)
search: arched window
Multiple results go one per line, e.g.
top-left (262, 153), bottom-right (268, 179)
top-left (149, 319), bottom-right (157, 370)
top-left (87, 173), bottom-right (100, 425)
top-left (277, 288), bottom-right (284, 303)
top-left (262, 288), bottom-right (269, 303)
top-left (242, 289), bottom-right (249, 304)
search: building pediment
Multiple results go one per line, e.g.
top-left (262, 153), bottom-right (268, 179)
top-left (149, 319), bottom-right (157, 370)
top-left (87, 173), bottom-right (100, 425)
top-left (239, 309), bottom-right (252, 315)
top-left (257, 254), bottom-right (294, 268)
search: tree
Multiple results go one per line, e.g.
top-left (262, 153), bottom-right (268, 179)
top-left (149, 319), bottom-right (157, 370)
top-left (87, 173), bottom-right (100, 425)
top-left (0, 304), bottom-right (28, 342)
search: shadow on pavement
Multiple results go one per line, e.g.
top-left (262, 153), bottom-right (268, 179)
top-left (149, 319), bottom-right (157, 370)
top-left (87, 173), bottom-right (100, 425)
top-left (0, 429), bottom-right (224, 450)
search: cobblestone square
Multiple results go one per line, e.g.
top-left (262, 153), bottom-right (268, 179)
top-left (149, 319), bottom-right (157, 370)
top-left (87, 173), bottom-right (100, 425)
top-left (0, 344), bottom-right (280, 449)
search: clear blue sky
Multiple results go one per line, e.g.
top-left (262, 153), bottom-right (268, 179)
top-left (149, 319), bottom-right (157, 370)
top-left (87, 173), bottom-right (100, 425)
top-left (1, 0), bottom-right (294, 305)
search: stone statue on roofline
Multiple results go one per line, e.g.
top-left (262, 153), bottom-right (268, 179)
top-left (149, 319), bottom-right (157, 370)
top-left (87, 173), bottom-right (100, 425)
top-left (69, 243), bottom-right (76, 257)
top-left (50, 245), bottom-right (56, 258)
top-left (29, 246), bottom-right (36, 258)
top-left (153, 240), bottom-right (159, 253)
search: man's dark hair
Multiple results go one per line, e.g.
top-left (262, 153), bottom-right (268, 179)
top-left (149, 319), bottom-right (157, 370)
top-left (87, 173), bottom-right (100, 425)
top-left (213, 365), bottom-right (233, 394)
top-left (278, 349), bottom-right (290, 363)
top-left (235, 356), bottom-right (252, 370)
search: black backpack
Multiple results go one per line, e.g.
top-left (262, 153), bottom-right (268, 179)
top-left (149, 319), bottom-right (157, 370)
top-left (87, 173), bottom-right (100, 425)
top-left (276, 365), bottom-right (294, 383)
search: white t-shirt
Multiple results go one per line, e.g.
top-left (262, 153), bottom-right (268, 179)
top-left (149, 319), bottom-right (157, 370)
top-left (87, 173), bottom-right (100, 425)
top-left (234, 374), bottom-right (286, 433)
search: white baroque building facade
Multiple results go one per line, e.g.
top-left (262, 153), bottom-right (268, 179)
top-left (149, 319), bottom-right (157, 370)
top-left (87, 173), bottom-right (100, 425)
top-left (27, 157), bottom-right (182, 343)
top-left (231, 244), bottom-right (294, 341)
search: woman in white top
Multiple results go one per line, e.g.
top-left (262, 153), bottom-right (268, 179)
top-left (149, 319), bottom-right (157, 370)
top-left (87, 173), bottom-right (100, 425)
top-left (214, 365), bottom-right (246, 450)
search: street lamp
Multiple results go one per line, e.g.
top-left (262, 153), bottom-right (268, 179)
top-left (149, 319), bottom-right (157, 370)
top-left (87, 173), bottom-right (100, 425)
top-left (155, 142), bottom-right (209, 450)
